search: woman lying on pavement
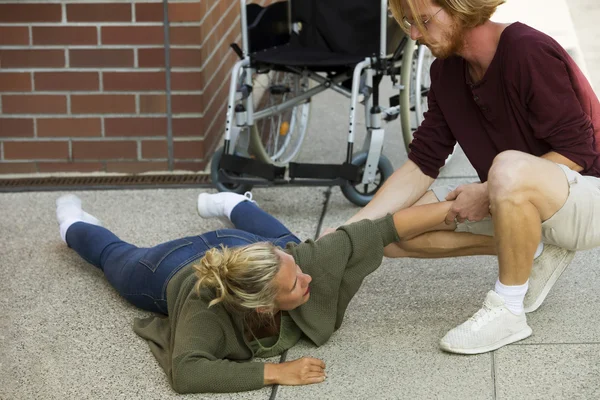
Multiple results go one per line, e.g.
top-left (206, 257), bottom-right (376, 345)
top-left (56, 191), bottom-right (454, 394)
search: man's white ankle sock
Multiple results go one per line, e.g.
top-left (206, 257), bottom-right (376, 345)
top-left (491, 243), bottom-right (539, 314)
top-left (494, 279), bottom-right (528, 315)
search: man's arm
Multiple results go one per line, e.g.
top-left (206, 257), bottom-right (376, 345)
top-left (517, 40), bottom-right (596, 172)
top-left (345, 159), bottom-right (434, 225)
top-left (345, 61), bottom-right (452, 226)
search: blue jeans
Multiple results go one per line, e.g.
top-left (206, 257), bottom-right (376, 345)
top-left (66, 201), bottom-right (301, 315)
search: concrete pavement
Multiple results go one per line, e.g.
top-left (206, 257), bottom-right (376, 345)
top-left (2, 1), bottom-right (600, 399)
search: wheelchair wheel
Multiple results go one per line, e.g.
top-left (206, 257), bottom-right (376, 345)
top-left (399, 43), bottom-right (456, 164)
top-left (411, 44), bottom-right (434, 127)
top-left (399, 42), bottom-right (434, 152)
top-left (248, 71), bottom-right (311, 166)
top-left (341, 152), bottom-right (394, 207)
top-left (210, 147), bottom-right (253, 194)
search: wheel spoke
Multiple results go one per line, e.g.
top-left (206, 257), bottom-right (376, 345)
top-left (247, 70), bottom-right (310, 165)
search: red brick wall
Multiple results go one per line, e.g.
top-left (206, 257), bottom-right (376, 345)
top-left (0, 0), bottom-right (261, 175)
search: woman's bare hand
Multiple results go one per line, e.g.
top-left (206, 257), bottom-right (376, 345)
top-left (266, 357), bottom-right (327, 386)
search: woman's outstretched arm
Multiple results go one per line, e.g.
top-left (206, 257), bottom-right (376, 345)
top-left (392, 201), bottom-right (455, 240)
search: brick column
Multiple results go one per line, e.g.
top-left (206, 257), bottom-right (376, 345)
top-left (0, 0), bottom-right (249, 175)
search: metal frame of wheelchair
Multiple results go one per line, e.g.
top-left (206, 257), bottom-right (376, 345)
top-left (212, 0), bottom-right (434, 206)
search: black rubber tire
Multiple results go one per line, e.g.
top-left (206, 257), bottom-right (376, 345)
top-left (210, 147), bottom-right (253, 194)
top-left (341, 152), bottom-right (395, 206)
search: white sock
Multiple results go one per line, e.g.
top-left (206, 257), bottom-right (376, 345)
top-left (59, 218), bottom-right (82, 244)
top-left (223, 192), bottom-right (254, 219)
top-left (494, 279), bottom-right (528, 315)
top-left (534, 242), bottom-right (544, 259)
top-left (56, 195), bottom-right (101, 243)
top-left (59, 213), bottom-right (101, 244)
top-left (223, 200), bottom-right (244, 220)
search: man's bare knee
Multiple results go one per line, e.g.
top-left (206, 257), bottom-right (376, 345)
top-left (488, 150), bottom-right (569, 220)
top-left (488, 151), bottom-right (533, 199)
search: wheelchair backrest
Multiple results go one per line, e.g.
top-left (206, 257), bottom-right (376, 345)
top-left (291, 0), bottom-right (382, 56)
top-left (246, 0), bottom-right (385, 56)
top-left (247, 1), bottom-right (291, 53)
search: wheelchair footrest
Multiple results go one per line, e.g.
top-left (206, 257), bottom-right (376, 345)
top-left (220, 154), bottom-right (285, 180)
top-left (218, 169), bottom-right (347, 187)
top-left (289, 162), bottom-right (360, 181)
top-left (219, 154), bottom-right (360, 182)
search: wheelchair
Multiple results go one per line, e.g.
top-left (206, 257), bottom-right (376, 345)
top-left (211, 0), bottom-right (435, 206)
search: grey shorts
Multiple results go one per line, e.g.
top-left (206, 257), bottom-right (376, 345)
top-left (432, 164), bottom-right (600, 251)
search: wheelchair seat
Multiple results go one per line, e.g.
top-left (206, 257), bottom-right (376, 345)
top-left (252, 43), bottom-right (367, 69)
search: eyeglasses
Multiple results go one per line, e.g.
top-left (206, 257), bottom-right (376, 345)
top-left (402, 8), bottom-right (443, 30)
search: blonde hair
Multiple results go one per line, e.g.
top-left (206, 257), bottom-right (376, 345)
top-left (389, 0), bottom-right (505, 34)
top-left (193, 243), bottom-right (282, 315)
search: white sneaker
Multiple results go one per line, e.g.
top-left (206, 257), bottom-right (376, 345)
top-left (197, 191), bottom-right (254, 220)
top-left (440, 291), bottom-right (532, 354)
top-left (523, 244), bottom-right (575, 313)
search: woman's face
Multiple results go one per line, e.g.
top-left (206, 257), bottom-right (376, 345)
top-left (272, 249), bottom-right (312, 311)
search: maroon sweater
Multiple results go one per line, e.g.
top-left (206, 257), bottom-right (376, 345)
top-left (408, 22), bottom-right (600, 181)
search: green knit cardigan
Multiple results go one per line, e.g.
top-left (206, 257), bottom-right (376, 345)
top-left (133, 215), bottom-right (399, 393)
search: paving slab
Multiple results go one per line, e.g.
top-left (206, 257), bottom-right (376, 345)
top-left (495, 344), bottom-right (600, 399)
top-left (277, 252), bottom-right (499, 399)
top-left (278, 335), bottom-right (494, 400)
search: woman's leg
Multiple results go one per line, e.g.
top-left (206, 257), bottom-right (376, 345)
top-left (58, 195), bottom-right (203, 315)
top-left (56, 194), bottom-right (137, 272)
top-left (66, 222), bottom-right (139, 273)
top-left (65, 221), bottom-right (166, 312)
top-left (392, 201), bottom-right (457, 239)
top-left (198, 192), bottom-right (301, 246)
top-left (230, 201), bottom-right (299, 242)
top-left (66, 221), bottom-right (210, 315)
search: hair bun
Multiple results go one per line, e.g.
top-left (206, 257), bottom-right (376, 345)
top-left (202, 247), bottom-right (230, 280)
top-left (192, 242), bottom-right (281, 311)
top-left (219, 263), bottom-right (229, 277)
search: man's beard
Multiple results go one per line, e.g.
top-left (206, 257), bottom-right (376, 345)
top-left (422, 21), bottom-right (465, 59)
